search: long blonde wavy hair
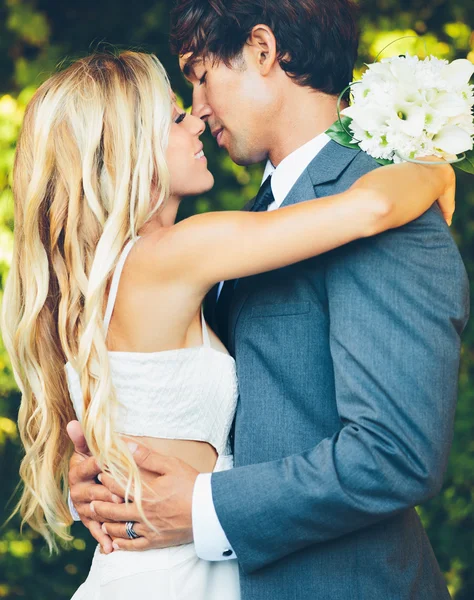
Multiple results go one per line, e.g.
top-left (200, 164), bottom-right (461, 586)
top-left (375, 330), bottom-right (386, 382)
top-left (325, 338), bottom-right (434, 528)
top-left (1, 51), bottom-right (172, 550)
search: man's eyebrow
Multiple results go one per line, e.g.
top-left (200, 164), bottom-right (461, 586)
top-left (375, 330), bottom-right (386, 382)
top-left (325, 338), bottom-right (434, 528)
top-left (182, 58), bottom-right (202, 78)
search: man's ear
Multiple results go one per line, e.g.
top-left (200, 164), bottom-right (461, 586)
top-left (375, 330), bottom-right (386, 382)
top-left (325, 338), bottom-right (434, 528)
top-left (247, 25), bottom-right (278, 76)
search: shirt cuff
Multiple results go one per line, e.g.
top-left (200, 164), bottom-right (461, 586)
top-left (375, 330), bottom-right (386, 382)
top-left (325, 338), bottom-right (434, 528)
top-left (68, 490), bottom-right (81, 522)
top-left (192, 473), bottom-right (236, 561)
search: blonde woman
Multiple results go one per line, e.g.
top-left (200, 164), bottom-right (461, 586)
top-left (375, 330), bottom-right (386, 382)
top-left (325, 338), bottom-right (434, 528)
top-left (2, 51), bottom-right (455, 599)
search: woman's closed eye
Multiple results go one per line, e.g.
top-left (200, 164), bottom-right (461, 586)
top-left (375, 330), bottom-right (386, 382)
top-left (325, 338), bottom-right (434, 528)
top-left (174, 112), bottom-right (187, 124)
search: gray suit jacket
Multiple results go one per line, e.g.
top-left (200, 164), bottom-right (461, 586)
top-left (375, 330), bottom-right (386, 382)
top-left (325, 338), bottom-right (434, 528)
top-left (211, 141), bottom-right (470, 600)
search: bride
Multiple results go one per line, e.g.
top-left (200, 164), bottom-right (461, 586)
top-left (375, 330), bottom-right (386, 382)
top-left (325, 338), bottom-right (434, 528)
top-left (1, 51), bottom-right (455, 599)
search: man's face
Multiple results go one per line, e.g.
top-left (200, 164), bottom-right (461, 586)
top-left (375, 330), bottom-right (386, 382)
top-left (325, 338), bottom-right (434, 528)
top-left (180, 50), bottom-right (274, 166)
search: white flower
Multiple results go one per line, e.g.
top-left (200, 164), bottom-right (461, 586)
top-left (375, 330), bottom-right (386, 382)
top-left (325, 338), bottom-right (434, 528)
top-left (442, 59), bottom-right (474, 88)
top-left (341, 54), bottom-right (474, 163)
top-left (431, 91), bottom-right (469, 118)
top-left (343, 104), bottom-right (388, 132)
top-left (433, 125), bottom-right (474, 155)
top-left (387, 101), bottom-right (426, 138)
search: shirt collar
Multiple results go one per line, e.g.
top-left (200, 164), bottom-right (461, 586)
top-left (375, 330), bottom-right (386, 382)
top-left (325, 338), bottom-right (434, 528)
top-left (262, 132), bottom-right (331, 208)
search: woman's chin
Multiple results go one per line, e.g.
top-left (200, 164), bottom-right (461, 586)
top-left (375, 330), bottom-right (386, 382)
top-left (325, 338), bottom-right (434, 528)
top-left (197, 172), bottom-right (215, 194)
top-left (176, 172), bottom-right (215, 197)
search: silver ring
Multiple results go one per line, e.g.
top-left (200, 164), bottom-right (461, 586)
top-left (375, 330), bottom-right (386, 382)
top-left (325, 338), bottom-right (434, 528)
top-left (125, 521), bottom-right (140, 539)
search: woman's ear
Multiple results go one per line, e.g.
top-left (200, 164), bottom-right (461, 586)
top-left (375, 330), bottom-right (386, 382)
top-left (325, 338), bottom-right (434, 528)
top-left (247, 25), bottom-right (278, 76)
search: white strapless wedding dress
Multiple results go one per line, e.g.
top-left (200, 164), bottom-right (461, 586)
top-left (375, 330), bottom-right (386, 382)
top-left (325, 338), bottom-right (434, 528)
top-left (66, 238), bottom-right (240, 600)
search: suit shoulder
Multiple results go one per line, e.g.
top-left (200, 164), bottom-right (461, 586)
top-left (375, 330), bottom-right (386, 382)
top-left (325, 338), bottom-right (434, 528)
top-left (350, 150), bottom-right (381, 173)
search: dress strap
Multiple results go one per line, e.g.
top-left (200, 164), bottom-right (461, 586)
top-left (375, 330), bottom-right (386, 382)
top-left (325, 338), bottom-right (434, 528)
top-left (104, 237), bottom-right (140, 335)
top-left (201, 305), bottom-right (211, 348)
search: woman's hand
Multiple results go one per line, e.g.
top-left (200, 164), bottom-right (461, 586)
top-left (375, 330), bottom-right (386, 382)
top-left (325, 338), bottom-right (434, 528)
top-left (419, 158), bottom-right (456, 225)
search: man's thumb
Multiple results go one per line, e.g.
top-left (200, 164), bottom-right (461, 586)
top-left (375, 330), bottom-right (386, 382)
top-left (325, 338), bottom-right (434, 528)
top-left (67, 420), bottom-right (90, 456)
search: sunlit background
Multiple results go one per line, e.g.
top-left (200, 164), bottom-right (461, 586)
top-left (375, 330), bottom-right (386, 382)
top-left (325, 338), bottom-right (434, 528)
top-left (0, 1), bottom-right (473, 598)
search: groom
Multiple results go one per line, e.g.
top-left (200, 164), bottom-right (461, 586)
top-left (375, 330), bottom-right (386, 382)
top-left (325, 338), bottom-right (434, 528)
top-left (68, 1), bottom-right (469, 598)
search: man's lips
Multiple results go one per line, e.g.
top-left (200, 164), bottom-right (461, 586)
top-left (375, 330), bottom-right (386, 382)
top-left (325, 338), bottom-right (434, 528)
top-left (211, 128), bottom-right (224, 146)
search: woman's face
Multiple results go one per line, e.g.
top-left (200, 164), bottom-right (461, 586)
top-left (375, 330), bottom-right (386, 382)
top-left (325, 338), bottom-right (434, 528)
top-left (166, 95), bottom-right (215, 197)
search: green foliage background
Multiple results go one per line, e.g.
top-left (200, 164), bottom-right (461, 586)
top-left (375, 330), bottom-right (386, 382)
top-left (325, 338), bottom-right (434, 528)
top-left (0, 1), bottom-right (472, 598)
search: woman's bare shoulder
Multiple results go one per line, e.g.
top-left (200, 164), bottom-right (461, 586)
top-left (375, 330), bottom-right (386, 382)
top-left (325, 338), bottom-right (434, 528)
top-left (132, 224), bottom-right (199, 288)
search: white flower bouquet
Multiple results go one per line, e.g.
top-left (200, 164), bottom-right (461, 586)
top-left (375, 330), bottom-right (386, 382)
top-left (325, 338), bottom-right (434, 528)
top-left (327, 54), bottom-right (474, 174)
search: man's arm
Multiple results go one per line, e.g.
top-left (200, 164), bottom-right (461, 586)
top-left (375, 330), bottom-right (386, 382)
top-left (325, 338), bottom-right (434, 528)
top-left (87, 208), bottom-right (468, 564)
top-left (207, 205), bottom-right (469, 573)
top-left (91, 208), bottom-right (468, 563)
top-left (192, 473), bottom-right (236, 560)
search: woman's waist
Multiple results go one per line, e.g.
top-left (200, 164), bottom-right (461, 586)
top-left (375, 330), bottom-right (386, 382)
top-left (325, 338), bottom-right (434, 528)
top-left (124, 436), bottom-right (233, 473)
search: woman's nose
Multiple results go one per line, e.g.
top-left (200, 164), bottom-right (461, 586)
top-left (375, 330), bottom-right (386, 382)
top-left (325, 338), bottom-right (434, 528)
top-left (189, 113), bottom-right (206, 136)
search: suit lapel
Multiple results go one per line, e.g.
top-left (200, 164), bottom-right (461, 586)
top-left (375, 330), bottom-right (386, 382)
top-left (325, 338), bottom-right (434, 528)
top-left (227, 165), bottom-right (315, 352)
top-left (280, 140), bottom-right (362, 208)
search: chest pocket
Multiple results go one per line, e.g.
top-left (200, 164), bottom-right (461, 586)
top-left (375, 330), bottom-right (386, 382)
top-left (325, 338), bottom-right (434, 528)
top-left (250, 301), bottom-right (310, 318)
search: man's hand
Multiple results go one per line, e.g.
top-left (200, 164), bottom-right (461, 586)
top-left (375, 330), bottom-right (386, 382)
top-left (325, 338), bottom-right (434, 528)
top-left (89, 443), bottom-right (199, 551)
top-left (67, 420), bottom-right (119, 554)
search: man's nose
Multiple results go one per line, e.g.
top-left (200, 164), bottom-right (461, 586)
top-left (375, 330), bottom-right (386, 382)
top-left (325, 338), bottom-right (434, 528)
top-left (191, 87), bottom-right (211, 122)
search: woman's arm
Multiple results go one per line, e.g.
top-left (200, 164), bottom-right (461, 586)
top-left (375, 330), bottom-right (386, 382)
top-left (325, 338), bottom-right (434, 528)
top-left (156, 161), bottom-right (455, 290)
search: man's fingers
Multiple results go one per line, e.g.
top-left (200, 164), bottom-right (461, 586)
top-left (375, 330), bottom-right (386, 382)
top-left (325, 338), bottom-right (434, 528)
top-left (130, 444), bottom-right (172, 475)
top-left (71, 483), bottom-right (120, 506)
top-left (86, 520), bottom-right (114, 554)
top-left (67, 420), bottom-right (90, 455)
top-left (98, 473), bottom-right (130, 499)
top-left (74, 455), bottom-right (102, 483)
top-left (102, 521), bottom-right (147, 540)
top-left (437, 164), bottom-right (456, 226)
top-left (112, 536), bottom-right (154, 552)
top-left (91, 500), bottom-right (138, 523)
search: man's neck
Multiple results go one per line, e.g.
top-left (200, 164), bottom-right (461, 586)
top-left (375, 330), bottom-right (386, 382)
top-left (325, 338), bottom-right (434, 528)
top-left (268, 88), bottom-right (343, 167)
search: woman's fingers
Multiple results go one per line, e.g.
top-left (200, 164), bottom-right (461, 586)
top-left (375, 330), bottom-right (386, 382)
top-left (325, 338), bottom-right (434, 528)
top-left (415, 158), bottom-right (456, 225)
top-left (437, 167), bottom-right (456, 226)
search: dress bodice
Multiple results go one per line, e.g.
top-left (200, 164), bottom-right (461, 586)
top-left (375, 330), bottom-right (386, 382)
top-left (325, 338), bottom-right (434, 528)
top-left (65, 238), bottom-right (238, 456)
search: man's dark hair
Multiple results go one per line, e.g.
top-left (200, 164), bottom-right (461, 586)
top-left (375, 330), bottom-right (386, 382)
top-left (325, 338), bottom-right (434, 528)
top-left (170, 0), bottom-right (360, 96)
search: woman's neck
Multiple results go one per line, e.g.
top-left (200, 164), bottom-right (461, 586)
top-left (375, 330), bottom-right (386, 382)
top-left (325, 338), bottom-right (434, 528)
top-left (139, 194), bottom-right (181, 235)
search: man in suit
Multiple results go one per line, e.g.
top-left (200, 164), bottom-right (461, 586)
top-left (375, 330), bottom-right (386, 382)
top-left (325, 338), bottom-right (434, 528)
top-left (69, 1), bottom-right (469, 597)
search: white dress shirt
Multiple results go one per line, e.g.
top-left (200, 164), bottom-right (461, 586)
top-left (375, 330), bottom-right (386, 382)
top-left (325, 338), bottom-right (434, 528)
top-left (193, 132), bottom-right (331, 561)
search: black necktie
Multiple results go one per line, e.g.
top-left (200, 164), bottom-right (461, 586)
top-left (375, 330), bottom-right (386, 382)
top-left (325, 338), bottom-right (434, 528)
top-left (215, 176), bottom-right (275, 347)
top-left (250, 175), bottom-right (275, 212)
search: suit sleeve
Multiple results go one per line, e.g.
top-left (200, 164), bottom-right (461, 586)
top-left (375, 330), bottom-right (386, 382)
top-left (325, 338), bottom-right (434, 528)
top-left (210, 205), bottom-right (469, 573)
